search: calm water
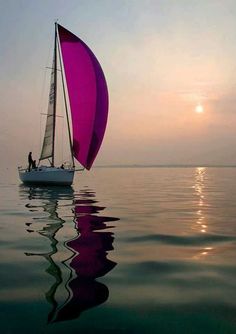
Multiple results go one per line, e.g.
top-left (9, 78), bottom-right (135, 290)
top-left (1, 167), bottom-right (236, 333)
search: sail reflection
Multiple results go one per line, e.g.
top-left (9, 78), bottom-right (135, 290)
top-left (19, 185), bottom-right (119, 323)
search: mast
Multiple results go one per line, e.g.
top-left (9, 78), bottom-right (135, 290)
top-left (51, 22), bottom-right (58, 167)
top-left (56, 25), bottom-right (75, 167)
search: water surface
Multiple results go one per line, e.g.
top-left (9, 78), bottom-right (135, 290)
top-left (1, 167), bottom-right (236, 333)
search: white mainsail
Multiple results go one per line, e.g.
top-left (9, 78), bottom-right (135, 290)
top-left (40, 57), bottom-right (56, 161)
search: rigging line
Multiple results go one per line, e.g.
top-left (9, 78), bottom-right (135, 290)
top-left (75, 167), bottom-right (85, 171)
top-left (41, 113), bottom-right (64, 118)
top-left (56, 25), bottom-right (75, 168)
top-left (46, 67), bottom-right (61, 71)
top-left (39, 113), bottom-right (42, 157)
top-left (62, 102), bottom-right (64, 164)
top-left (51, 22), bottom-right (58, 167)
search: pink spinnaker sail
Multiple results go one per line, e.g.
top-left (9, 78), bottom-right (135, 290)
top-left (58, 24), bottom-right (108, 170)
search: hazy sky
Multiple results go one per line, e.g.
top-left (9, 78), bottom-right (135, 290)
top-left (1, 0), bottom-right (236, 171)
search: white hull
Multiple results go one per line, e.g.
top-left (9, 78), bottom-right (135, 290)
top-left (18, 166), bottom-right (75, 186)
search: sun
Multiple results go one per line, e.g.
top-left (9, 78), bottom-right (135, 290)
top-left (195, 104), bottom-right (204, 113)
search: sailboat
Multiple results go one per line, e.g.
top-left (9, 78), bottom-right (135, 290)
top-left (18, 23), bottom-right (108, 186)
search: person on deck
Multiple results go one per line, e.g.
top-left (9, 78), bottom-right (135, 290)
top-left (28, 152), bottom-right (33, 172)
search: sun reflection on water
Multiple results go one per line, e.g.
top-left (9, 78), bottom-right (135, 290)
top-left (195, 167), bottom-right (207, 233)
top-left (193, 167), bottom-right (213, 259)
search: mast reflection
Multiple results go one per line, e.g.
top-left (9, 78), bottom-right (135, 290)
top-left (19, 185), bottom-right (119, 323)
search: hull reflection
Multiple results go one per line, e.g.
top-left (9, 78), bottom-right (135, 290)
top-left (19, 185), bottom-right (119, 323)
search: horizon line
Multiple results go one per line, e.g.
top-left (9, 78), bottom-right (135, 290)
top-left (94, 164), bottom-right (236, 168)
